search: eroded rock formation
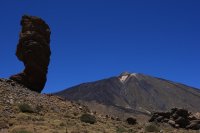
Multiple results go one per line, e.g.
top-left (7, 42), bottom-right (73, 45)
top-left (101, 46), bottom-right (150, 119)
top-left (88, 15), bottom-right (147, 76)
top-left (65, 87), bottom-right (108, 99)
top-left (149, 108), bottom-right (200, 130)
top-left (10, 15), bottom-right (51, 93)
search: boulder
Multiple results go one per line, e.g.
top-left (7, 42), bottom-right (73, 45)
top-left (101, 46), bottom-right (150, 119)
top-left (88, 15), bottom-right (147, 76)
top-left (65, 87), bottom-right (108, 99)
top-left (175, 117), bottom-right (189, 128)
top-left (172, 113), bottom-right (179, 119)
top-left (149, 112), bottom-right (170, 123)
top-left (156, 116), bottom-right (164, 122)
top-left (176, 109), bottom-right (189, 118)
top-left (168, 120), bottom-right (176, 127)
top-left (186, 120), bottom-right (200, 130)
top-left (157, 112), bottom-right (171, 118)
top-left (188, 115), bottom-right (197, 121)
top-left (10, 15), bottom-right (51, 93)
top-left (149, 114), bottom-right (159, 122)
top-left (171, 108), bottom-right (178, 114)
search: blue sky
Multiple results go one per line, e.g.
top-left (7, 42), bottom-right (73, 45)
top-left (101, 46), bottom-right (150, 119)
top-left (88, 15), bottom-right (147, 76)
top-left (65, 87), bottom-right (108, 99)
top-left (0, 0), bottom-right (200, 93)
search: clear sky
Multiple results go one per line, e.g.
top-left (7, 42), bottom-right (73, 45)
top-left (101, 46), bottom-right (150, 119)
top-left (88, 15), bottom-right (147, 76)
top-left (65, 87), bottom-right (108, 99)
top-left (0, 0), bottom-right (200, 93)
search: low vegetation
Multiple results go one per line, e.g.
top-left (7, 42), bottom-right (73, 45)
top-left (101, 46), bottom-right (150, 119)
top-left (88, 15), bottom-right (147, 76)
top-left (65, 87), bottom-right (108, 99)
top-left (145, 123), bottom-right (160, 132)
top-left (126, 117), bottom-right (137, 125)
top-left (80, 114), bottom-right (96, 124)
top-left (116, 127), bottom-right (127, 133)
top-left (18, 103), bottom-right (34, 113)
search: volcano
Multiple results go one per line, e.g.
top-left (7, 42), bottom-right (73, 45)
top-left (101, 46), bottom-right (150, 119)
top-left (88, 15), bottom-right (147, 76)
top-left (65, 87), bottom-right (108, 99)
top-left (55, 72), bottom-right (200, 118)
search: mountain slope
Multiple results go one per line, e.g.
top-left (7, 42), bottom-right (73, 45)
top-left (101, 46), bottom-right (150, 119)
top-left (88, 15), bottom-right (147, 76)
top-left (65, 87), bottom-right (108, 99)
top-left (55, 72), bottom-right (200, 118)
top-left (0, 78), bottom-right (137, 133)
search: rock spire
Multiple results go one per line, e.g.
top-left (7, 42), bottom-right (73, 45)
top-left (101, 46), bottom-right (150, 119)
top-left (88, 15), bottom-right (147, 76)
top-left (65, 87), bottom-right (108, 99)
top-left (10, 15), bottom-right (51, 93)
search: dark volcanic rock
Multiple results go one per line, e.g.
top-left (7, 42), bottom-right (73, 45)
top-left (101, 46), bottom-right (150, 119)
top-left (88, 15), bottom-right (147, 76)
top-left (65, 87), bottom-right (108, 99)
top-left (175, 117), bottom-right (189, 128)
top-left (186, 120), bottom-right (200, 130)
top-left (10, 15), bottom-right (51, 93)
top-left (149, 108), bottom-right (200, 130)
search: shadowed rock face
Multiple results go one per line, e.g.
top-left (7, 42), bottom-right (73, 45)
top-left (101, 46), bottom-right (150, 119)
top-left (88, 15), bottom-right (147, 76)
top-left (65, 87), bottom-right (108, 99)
top-left (10, 15), bottom-right (51, 93)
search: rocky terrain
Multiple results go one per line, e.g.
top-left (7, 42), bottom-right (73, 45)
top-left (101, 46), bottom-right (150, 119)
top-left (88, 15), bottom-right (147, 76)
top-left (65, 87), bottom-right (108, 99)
top-left (55, 72), bottom-right (200, 119)
top-left (1, 79), bottom-right (200, 133)
top-left (149, 108), bottom-right (200, 130)
top-left (10, 15), bottom-right (51, 93)
top-left (0, 78), bottom-right (140, 133)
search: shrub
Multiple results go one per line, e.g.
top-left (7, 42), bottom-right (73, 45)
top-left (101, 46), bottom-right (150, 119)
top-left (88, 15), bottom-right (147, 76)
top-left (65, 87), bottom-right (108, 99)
top-left (18, 103), bottom-right (34, 113)
top-left (126, 117), bottom-right (137, 125)
top-left (59, 122), bottom-right (65, 126)
top-left (80, 114), bottom-right (96, 124)
top-left (145, 123), bottom-right (160, 132)
top-left (116, 127), bottom-right (127, 133)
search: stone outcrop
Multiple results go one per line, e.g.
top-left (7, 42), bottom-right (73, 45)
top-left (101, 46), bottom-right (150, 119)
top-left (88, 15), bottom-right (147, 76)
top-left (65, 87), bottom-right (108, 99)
top-left (149, 108), bottom-right (200, 130)
top-left (10, 15), bottom-right (51, 93)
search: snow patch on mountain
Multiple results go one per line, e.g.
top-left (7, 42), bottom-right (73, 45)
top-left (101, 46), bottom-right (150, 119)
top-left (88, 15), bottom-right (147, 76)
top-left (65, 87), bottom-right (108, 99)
top-left (119, 75), bottom-right (129, 83)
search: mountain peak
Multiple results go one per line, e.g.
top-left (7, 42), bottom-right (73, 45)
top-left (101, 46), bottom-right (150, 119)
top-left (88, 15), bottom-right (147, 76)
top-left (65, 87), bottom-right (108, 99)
top-left (119, 71), bottom-right (139, 76)
top-left (119, 72), bottom-right (138, 83)
top-left (119, 72), bottom-right (132, 76)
